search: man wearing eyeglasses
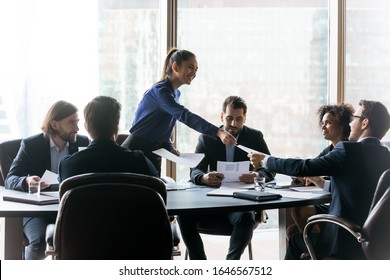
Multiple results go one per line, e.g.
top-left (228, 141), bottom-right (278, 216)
top-left (249, 99), bottom-right (390, 259)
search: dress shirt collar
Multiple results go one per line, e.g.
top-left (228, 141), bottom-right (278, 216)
top-left (358, 136), bottom-right (381, 144)
top-left (50, 137), bottom-right (69, 152)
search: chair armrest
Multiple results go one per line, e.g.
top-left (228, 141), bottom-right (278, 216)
top-left (170, 218), bottom-right (181, 257)
top-left (171, 221), bottom-right (180, 246)
top-left (303, 214), bottom-right (364, 259)
top-left (252, 210), bottom-right (268, 230)
top-left (45, 223), bottom-right (55, 245)
top-left (45, 223), bottom-right (56, 258)
top-left (255, 210), bottom-right (268, 224)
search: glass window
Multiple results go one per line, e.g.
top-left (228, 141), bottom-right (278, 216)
top-left (176, 0), bottom-right (329, 181)
top-left (345, 0), bottom-right (390, 141)
top-left (98, 0), bottom-right (161, 132)
top-left (0, 0), bottom-right (160, 142)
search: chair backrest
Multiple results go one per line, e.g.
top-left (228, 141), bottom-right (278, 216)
top-left (59, 172), bottom-right (167, 203)
top-left (54, 173), bottom-right (172, 259)
top-left (369, 168), bottom-right (390, 210)
top-left (0, 139), bottom-right (22, 186)
top-left (362, 168), bottom-right (390, 259)
top-left (116, 134), bottom-right (129, 146)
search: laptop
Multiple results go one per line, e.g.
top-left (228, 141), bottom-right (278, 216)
top-left (3, 191), bottom-right (59, 205)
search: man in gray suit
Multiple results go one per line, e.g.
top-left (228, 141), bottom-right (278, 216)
top-left (249, 100), bottom-right (390, 259)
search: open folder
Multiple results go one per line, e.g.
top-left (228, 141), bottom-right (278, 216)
top-left (3, 191), bottom-right (59, 205)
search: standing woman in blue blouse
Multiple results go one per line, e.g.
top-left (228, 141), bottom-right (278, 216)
top-left (122, 48), bottom-right (237, 175)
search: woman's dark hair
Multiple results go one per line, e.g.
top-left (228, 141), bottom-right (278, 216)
top-left (160, 48), bottom-right (196, 81)
top-left (318, 104), bottom-right (354, 140)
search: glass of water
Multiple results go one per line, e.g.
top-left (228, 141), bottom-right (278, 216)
top-left (254, 176), bottom-right (265, 192)
top-left (28, 180), bottom-right (40, 195)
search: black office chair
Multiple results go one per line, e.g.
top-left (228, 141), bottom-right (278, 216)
top-left (303, 168), bottom-right (390, 260)
top-left (0, 139), bottom-right (29, 258)
top-left (113, 139), bottom-right (181, 257)
top-left (184, 210), bottom-right (268, 260)
top-left (159, 176), bottom-right (182, 257)
top-left (115, 133), bottom-right (129, 146)
top-left (45, 172), bottom-right (172, 259)
top-left (0, 139), bottom-right (22, 186)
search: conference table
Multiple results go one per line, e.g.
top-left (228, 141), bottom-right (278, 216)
top-left (0, 183), bottom-right (331, 260)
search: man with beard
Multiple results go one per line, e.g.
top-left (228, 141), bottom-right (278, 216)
top-left (177, 95), bottom-right (274, 260)
top-left (5, 100), bottom-right (89, 260)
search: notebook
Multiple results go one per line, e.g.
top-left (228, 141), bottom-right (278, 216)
top-left (233, 190), bottom-right (282, 201)
top-left (3, 191), bottom-right (59, 205)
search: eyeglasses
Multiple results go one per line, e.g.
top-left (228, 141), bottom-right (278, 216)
top-left (352, 115), bottom-right (364, 121)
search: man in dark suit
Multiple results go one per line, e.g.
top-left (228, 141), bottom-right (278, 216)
top-left (249, 99), bottom-right (390, 259)
top-left (5, 100), bottom-right (89, 260)
top-left (177, 96), bottom-right (274, 260)
top-left (59, 95), bottom-right (158, 182)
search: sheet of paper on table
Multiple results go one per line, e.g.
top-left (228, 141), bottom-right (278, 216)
top-left (290, 186), bottom-right (323, 192)
top-left (206, 181), bottom-right (254, 196)
top-left (266, 189), bottom-right (328, 199)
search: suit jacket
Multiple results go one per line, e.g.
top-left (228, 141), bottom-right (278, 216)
top-left (191, 125), bottom-right (275, 185)
top-left (5, 133), bottom-right (89, 192)
top-left (267, 137), bottom-right (390, 259)
top-left (58, 138), bottom-right (158, 182)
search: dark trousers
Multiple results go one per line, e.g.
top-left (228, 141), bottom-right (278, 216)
top-left (121, 134), bottom-right (164, 176)
top-left (23, 215), bottom-right (56, 260)
top-left (284, 232), bottom-right (321, 260)
top-left (285, 231), bottom-right (365, 260)
top-left (177, 211), bottom-right (255, 260)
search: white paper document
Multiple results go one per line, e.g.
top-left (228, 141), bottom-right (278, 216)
top-left (40, 170), bottom-right (59, 185)
top-left (206, 182), bottom-right (253, 196)
top-left (290, 186), bottom-right (323, 192)
top-left (216, 161), bottom-right (250, 182)
top-left (266, 189), bottom-right (327, 199)
top-left (152, 148), bottom-right (204, 167)
top-left (236, 145), bottom-right (260, 154)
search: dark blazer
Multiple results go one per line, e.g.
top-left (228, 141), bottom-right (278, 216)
top-left (58, 138), bottom-right (158, 182)
top-left (5, 133), bottom-right (89, 192)
top-left (191, 125), bottom-right (275, 185)
top-left (267, 137), bottom-right (390, 259)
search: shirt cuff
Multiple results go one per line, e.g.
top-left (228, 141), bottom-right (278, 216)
top-left (262, 154), bottom-right (270, 169)
top-left (323, 180), bottom-right (331, 192)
